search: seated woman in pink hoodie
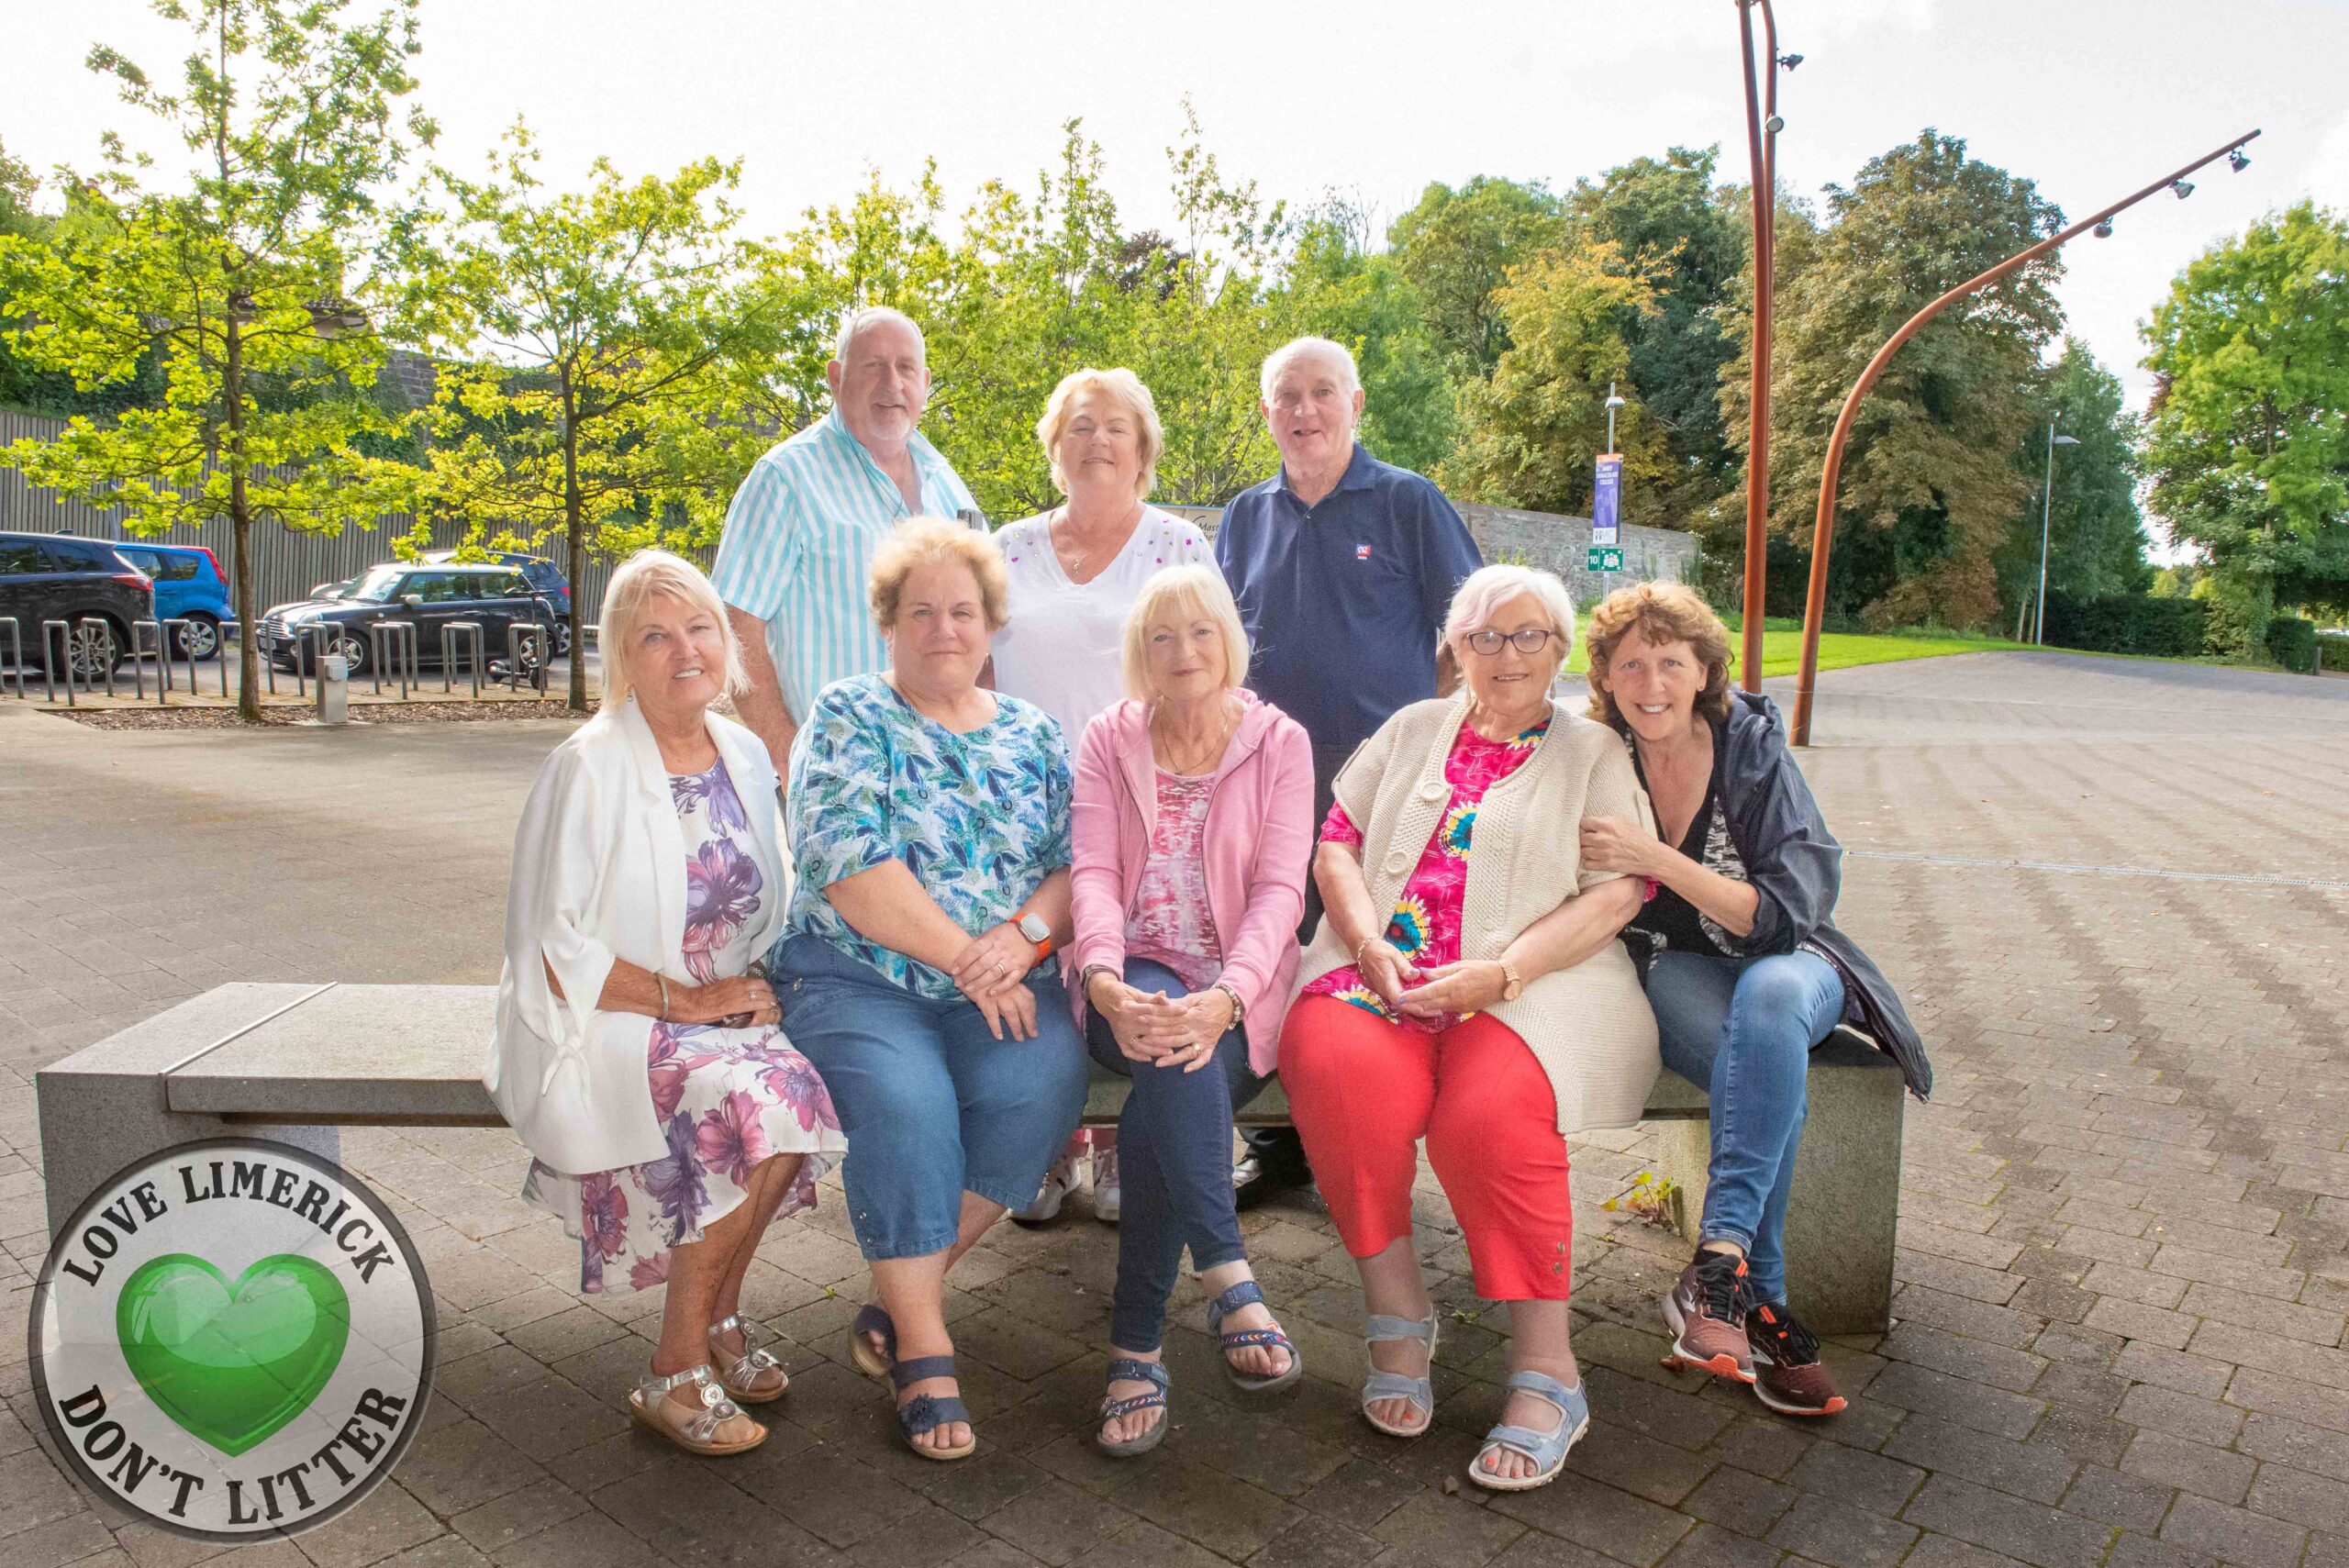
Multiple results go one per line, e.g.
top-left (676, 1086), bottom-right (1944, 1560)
top-left (1067, 563), bottom-right (1316, 1456)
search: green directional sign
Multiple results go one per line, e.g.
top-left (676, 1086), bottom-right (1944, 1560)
top-left (1586, 546), bottom-right (1624, 573)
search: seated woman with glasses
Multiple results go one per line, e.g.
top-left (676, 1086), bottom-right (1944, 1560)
top-left (1276, 562), bottom-right (1660, 1494)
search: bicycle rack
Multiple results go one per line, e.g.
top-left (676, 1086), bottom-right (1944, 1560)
top-left (41, 620), bottom-right (72, 705)
top-left (131, 619), bottom-right (167, 704)
top-left (0, 617), bottom-right (21, 698)
top-left (370, 621), bottom-right (419, 700)
top-left (158, 617), bottom-right (195, 702)
top-left (441, 621), bottom-right (484, 698)
top-left (81, 617), bottom-right (117, 699)
top-left (507, 623), bottom-right (550, 695)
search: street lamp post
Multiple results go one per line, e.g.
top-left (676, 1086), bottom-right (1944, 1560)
top-left (1605, 384), bottom-right (1626, 453)
top-left (2034, 428), bottom-right (2080, 645)
top-left (1734, 0), bottom-right (1790, 692)
top-left (1787, 128), bottom-right (2261, 746)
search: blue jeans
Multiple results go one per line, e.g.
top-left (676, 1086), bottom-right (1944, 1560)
top-left (1647, 949), bottom-right (1846, 1306)
top-left (774, 933), bottom-right (1088, 1261)
top-left (1087, 959), bottom-right (1268, 1351)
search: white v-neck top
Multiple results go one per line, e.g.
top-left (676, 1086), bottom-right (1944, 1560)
top-left (989, 505), bottom-right (1210, 752)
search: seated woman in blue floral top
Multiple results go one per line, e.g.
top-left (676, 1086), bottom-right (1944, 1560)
top-left (771, 517), bottom-right (1089, 1462)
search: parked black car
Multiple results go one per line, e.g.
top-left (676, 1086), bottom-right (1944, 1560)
top-left (257, 562), bottom-right (559, 677)
top-left (0, 530), bottom-right (154, 681)
top-left (421, 550), bottom-right (574, 653)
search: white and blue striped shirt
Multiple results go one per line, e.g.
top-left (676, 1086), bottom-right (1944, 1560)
top-left (709, 409), bottom-right (981, 720)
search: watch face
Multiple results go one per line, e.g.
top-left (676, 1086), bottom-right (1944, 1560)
top-left (1018, 914), bottom-right (1049, 942)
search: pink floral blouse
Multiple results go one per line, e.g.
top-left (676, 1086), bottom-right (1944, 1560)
top-left (1124, 769), bottom-right (1224, 992)
top-left (1302, 717), bottom-right (1549, 1031)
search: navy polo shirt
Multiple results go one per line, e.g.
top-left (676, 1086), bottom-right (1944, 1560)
top-left (1215, 444), bottom-right (1484, 752)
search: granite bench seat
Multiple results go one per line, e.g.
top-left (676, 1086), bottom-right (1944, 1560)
top-left (38, 981), bottom-right (1902, 1331)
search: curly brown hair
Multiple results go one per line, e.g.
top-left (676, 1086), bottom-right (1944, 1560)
top-left (1583, 581), bottom-right (1733, 730)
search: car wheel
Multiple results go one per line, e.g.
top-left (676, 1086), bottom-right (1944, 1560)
top-left (175, 614), bottom-right (222, 662)
top-left (554, 620), bottom-right (572, 657)
top-left (62, 619), bottom-right (125, 682)
top-left (298, 627), bottom-right (370, 677)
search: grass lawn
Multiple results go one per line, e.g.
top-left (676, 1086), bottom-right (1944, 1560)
top-left (1564, 617), bottom-right (2029, 678)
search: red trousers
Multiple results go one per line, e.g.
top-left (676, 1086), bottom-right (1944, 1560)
top-left (1279, 995), bottom-right (1573, 1301)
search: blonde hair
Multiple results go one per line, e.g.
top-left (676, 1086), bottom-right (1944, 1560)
top-left (1120, 564), bottom-right (1251, 701)
top-left (1582, 580), bottom-right (1733, 729)
top-left (869, 517), bottom-right (1011, 632)
top-left (1036, 367), bottom-right (1163, 499)
top-left (598, 549), bottom-right (746, 709)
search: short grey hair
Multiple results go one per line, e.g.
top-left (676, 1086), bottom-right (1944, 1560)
top-left (1259, 335), bottom-right (1361, 403)
top-left (1442, 563), bottom-right (1577, 667)
top-left (834, 306), bottom-right (926, 366)
top-left (599, 549), bottom-right (748, 709)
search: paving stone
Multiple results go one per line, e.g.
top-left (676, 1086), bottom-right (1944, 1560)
top-left (1860, 1364), bottom-right (2043, 1441)
top-left (2226, 1367), bottom-right (2349, 1435)
top-left (2238, 1413), bottom-right (2349, 1482)
top-left (1784, 1443), bottom-right (1927, 1518)
top-left (1881, 1417), bottom-right (2072, 1506)
top-left (1898, 1475), bottom-right (2115, 1568)
top-left (2157, 1495), bottom-right (2310, 1568)
top-left (2056, 1466), bottom-right (2175, 1534)
top-left (1486, 1473), bottom-right (1694, 1566)
top-left (1291, 1457), bottom-right (1423, 1533)
top-left (983, 1479), bottom-right (1141, 1566)
top-left (1364, 1489), bottom-right (1528, 1568)
top-left (1106, 1460), bottom-right (1302, 1562)
top-left (1877, 1326), bottom-right (2046, 1393)
top-left (1765, 1493), bottom-right (1918, 1568)
top-left (1247, 1514), bottom-right (1387, 1568)
top-left (1678, 1465), bottom-right (1797, 1538)
top-left (2118, 1430), bottom-right (2255, 1506)
top-left (1653, 1523), bottom-right (1786, 1568)
top-left (2244, 1464), bottom-right (2349, 1538)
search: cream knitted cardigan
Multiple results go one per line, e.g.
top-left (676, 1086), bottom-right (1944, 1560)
top-left (1294, 693), bottom-right (1664, 1135)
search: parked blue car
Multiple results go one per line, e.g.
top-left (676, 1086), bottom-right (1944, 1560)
top-left (109, 541), bottom-right (236, 660)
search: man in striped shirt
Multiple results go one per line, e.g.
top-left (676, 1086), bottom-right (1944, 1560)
top-left (713, 306), bottom-right (981, 779)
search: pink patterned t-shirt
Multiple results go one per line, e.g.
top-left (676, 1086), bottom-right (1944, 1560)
top-left (1303, 717), bottom-right (1549, 1031)
top-left (1124, 769), bottom-right (1224, 992)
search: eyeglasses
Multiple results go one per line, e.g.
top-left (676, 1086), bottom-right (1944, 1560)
top-left (1464, 628), bottom-right (1558, 656)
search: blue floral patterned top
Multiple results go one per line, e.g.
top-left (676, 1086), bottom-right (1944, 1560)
top-left (784, 673), bottom-right (1073, 998)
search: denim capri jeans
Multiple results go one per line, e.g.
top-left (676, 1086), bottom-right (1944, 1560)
top-left (774, 932), bottom-right (1089, 1261)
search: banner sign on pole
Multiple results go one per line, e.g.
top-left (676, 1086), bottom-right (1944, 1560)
top-left (1592, 453), bottom-right (1621, 546)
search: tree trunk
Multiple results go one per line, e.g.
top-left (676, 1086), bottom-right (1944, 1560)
top-left (227, 315), bottom-right (261, 724)
top-left (562, 386), bottom-right (587, 713)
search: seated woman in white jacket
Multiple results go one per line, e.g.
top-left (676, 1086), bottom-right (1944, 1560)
top-left (487, 549), bottom-right (846, 1458)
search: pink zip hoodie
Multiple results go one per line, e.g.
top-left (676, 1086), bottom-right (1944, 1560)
top-left (1064, 692), bottom-right (1315, 1074)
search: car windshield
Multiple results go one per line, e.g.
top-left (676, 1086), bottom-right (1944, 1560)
top-left (344, 566), bottom-right (406, 604)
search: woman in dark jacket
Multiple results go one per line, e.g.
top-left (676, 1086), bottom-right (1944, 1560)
top-left (1578, 582), bottom-right (1927, 1419)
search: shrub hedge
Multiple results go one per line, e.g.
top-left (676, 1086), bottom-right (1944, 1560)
top-left (2041, 592), bottom-right (2210, 658)
top-left (2265, 615), bottom-right (2319, 673)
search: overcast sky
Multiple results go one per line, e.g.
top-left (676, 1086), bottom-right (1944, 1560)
top-left (7, 0), bottom-right (2346, 424)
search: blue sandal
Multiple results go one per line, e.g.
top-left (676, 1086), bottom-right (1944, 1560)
top-left (1096, 1358), bottom-right (1172, 1457)
top-left (850, 1303), bottom-right (896, 1380)
top-left (1468, 1370), bottom-right (1588, 1493)
top-left (1206, 1281), bottom-right (1303, 1394)
top-left (1361, 1310), bottom-right (1439, 1436)
top-left (890, 1353), bottom-right (976, 1461)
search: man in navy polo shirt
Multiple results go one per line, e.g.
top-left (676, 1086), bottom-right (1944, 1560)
top-left (1215, 335), bottom-right (1483, 1206)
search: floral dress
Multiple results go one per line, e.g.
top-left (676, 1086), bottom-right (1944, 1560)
top-left (523, 759), bottom-right (847, 1294)
top-left (1302, 717), bottom-right (1549, 1032)
top-left (1124, 769), bottom-right (1224, 992)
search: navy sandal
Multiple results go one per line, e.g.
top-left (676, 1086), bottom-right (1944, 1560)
top-left (1096, 1358), bottom-right (1172, 1457)
top-left (890, 1353), bottom-right (976, 1461)
top-left (1206, 1280), bottom-right (1304, 1394)
top-left (850, 1303), bottom-right (896, 1380)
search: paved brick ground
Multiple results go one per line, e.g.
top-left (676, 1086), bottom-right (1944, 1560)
top-left (2, 651), bottom-right (2344, 1568)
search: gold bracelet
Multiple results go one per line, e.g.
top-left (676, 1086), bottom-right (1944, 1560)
top-left (656, 973), bottom-right (672, 1021)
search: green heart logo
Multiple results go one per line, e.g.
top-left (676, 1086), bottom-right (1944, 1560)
top-left (116, 1254), bottom-right (350, 1457)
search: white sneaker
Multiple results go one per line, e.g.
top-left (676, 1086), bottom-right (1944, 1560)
top-left (1093, 1148), bottom-right (1120, 1225)
top-left (1012, 1156), bottom-right (1079, 1227)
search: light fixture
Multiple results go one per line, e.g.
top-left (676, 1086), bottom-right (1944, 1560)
top-left (1605, 393), bottom-right (1628, 410)
top-left (2172, 179), bottom-right (2195, 200)
top-left (2054, 435), bottom-right (2080, 448)
top-left (2228, 148), bottom-right (2251, 172)
top-left (1765, 114), bottom-right (1785, 134)
top-left (1777, 52), bottom-right (1803, 70)
top-left (2093, 220), bottom-right (2114, 238)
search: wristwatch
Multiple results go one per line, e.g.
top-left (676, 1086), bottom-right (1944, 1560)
top-left (1017, 911), bottom-right (1053, 961)
top-left (1499, 960), bottom-right (1525, 1001)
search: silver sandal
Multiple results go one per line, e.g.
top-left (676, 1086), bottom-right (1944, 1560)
top-left (707, 1314), bottom-right (788, 1404)
top-left (628, 1364), bottom-right (766, 1455)
top-left (1361, 1309), bottom-right (1440, 1437)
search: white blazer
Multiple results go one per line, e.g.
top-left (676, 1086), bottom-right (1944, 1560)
top-left (484, 695), bottom-right (790, 1175)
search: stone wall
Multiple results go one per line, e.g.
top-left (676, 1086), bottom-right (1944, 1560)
top-left (1160, 500), bottom-right (1698, 606)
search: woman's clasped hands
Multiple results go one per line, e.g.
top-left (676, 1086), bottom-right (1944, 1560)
top-left (947, 923), bottom-right (1041, 1040)
top-left (1086, 973), bottom-right (1234, 1073)
top-left (1358, 937), bottom-right (1513, 1020)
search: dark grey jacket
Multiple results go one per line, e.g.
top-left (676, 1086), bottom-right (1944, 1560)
top-left (1645, 691), bottom-right (1932, 1101)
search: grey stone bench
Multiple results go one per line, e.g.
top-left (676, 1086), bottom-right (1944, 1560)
top-left (37, 982), bottom-right (1903, 1332)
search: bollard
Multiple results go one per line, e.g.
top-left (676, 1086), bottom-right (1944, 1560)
top-left (81, 617), bottom-right (117, 699)
top-left (441, 621), bottom-right (483, 698)
top-left (370, 620), bottom-right (418, 700)
top-left (131, 620), bottom-right (163, 705)
top-left (41, 619), bottom-right (71, 705)
top-left (0, 617), bottom-right (21, 698)
top-left (316, 653), bottom-right (350, 725)
top-left (161, 618), bottom-right (193, 702)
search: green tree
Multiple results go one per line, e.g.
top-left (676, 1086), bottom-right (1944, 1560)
top-left (1283, 202), bottom-right (1457, 475)
top-left (1564, 147), bottom-right (1745, 512)
top-left (1996, 339), bottom-right (2148, 628)
top-left (376, 125), bottom-right (770, 710)
top-left (0, 0), bottom-right (429, 718)
top-left (1440, 239), bottom-right (1664, 517)
top-left (1756, 130), bottom-right (2065, 628)
top-left (1388, 175), bottom-right (1566, 375)
top-left (2141, 201), bottom-right (2349, 649)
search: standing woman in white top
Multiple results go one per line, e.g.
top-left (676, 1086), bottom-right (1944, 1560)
top-left (990, 367), bottom-right (1210, 1223)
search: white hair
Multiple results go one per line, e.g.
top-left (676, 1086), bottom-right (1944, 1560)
top-left (833, 306), bottom-right (926, 366)
top-left (1259, 335), bottom-right (1361, 403)
top-left (598, 549), bottom-right (748, 709)
top-left (1442, 563), bottom-right (1578, 667)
